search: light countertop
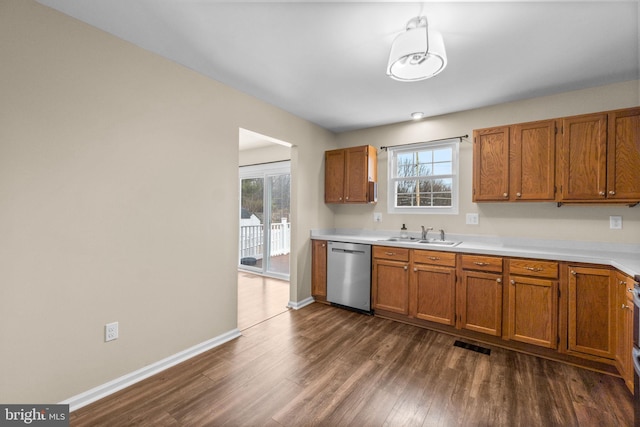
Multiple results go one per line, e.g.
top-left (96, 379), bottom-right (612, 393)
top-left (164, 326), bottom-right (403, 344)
top-left (311, 229), bottom-right (640, 278)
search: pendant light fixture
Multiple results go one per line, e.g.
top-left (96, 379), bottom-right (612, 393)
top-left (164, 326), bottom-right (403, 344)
top-left (387, 16), bottom-right (447, 82)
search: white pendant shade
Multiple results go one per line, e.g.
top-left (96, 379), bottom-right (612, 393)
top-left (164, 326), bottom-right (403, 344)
top-left (387, 17), bottom-right (447, 82)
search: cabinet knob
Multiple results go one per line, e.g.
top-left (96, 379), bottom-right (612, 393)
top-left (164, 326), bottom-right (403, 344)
top-left (404, 265), bottom-right (408, 271)
top-left (474, 262), bottom-right (489, 266)
top-left (503, 193), bottom-right (508, 197)
top-left (414, 267), bottom-right (418, 272)
top-left (510, 279), bottom-right (515, 285)
top-left (497, 278), bottom-right (502, 284)
top-left (345, 196), bottom-right (349, 200)
top-left (571, 270), bottom-right (577, 276)
top-left (622, 304), bottom-right (630, 310)
top-left (599, 191), bottom-right (605, 196)
top-left (516, 192), bottom-right (522, 197)
top-left (609, 190), bottom-right (616, 195)
top-left (322, 244), bottom-right (326, 247)
top-left (428, 256), bottom-right (440, 261)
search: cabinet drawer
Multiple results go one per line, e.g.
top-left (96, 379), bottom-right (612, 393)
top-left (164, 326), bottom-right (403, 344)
top-left (510, 259), bottom-right (558, 279)
top-left (413, 250), bottom-right (456, 267)
top-left (461, 254), bottom-right (503, 273)
top-left (373, 246), bottom-right (409, 262)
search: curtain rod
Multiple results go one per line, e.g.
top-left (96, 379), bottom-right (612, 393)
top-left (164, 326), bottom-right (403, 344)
top-left (380, 134), bottom-right (469, 151)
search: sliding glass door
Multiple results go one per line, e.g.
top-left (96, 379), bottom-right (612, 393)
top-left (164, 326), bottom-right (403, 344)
top-left (239, 161), bottom-right (290, 279)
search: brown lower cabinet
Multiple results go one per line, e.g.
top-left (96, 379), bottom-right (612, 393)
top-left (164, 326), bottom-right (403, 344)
top-left (507, 258), bottom-right (559, 349)
top-left (567, 266), bottom-right (616, 360)
top-left (410, 250), bottom-right (456, 326)
top-left (458, 255), bottom-right (504, 337)
top-left (372, 247), bottom-right (410, 315)
top-left (615, 272), bottom-right (635, 392)
top-left (311, 240), bottom-right (327, 302)
top-left (317, 242), bottom-right (635, 392)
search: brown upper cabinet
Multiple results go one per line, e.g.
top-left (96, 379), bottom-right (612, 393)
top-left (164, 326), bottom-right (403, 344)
top-left (325, 145), bottom-right (377, 204)
top-left (472, 126), bottom-right (510, 201)
top-left (559, 108), bottom-right (640, 203)
top-left (512, 120), bottom-right (556, 201)
top-left (473, 120), bottom-right (555, 202)
top-left (473, 107), bottom-right (640, 205)
top-left (559, 112), bottom-right (608, 201)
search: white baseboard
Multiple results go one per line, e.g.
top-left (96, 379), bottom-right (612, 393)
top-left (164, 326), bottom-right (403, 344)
top-left (288, 296), bottom-right (314, 310)
top-left (60, 328), bottom-right (241, 412)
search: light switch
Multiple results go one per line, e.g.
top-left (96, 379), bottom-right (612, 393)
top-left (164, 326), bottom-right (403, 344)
top-left (466, 213), bottom-right (479, 225)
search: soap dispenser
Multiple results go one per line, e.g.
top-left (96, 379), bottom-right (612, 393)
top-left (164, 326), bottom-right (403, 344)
top-left (400, 224), bottom-right (408, 239)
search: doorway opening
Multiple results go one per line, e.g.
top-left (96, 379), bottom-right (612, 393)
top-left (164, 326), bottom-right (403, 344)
top-left (238, 129), bottom-right (292, 330)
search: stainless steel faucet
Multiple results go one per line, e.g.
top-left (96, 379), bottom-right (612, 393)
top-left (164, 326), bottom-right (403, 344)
top-left (439, 229), bottom-right (445, 241)
top-left (421, 226), bottom-right (433, 240)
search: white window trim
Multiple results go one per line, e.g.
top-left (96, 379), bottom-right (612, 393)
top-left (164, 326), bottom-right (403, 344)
top-left (387, 139), bottom-right (459, 215)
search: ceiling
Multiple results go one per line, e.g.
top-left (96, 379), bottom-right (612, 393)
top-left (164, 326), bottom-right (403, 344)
top-left (37, 0), bottom-right (639, 139)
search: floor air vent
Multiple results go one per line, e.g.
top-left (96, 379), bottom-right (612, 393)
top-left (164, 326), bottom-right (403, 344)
top-left (453, 340), bottom-right (491, 355)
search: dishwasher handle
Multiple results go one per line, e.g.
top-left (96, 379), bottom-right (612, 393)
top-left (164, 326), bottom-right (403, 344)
top-left (332, 248), bottom-right (366, 255)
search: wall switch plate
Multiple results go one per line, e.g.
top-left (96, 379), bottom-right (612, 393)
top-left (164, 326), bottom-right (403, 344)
top-left (105, 322), bottom-right (119, 342)
top-left (373, 212), bottom-right (382, 222)
top-left (466, 213), bottom-right (479, 225)
top-left (610, 216), bottom-right (622, 229)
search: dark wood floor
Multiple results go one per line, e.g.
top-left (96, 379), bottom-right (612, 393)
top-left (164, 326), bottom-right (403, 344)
top-left (70, 303), bottom-right (634, 426)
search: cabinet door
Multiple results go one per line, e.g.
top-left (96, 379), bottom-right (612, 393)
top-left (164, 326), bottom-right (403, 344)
top-left (508, 275), bottom-right (558, 348)
top-left (372, 259), bottom-right (409, 315)
top-left (607, 108), bottom-right (640, 200)
top-left (567, 266), bottom-right (615, 359)
top-left (559, 113), bottom-right (608, 200)
top-left (473, 127), bottom-right (510, 201)
top-left (311, 240), bottom-right (327, 300)
top-left (344, 146), bottom-right (370, 203)
top-left (411, 264), bottom-right (456, 325)
top-left (511, 120), bottom-right (556, 201)
top-left (459, 270), bottom-right (503, 336)
top-left (325, 149), bottom-right (345, 203)
top-left (625, 294), bottom-right (635, 393)
top-left (615, 272), bottom-right (635, 391)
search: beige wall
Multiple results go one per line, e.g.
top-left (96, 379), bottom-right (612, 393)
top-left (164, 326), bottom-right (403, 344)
top-left (0, 0), bottom-right (335, 403)
top-left (239, 144), bottom-right (291, 166)
top-left (335, 80), bottom-right (640, 244)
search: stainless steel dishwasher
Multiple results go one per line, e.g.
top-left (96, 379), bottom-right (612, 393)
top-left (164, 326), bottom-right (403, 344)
top-left (327, 241), bottom-right (372, 313)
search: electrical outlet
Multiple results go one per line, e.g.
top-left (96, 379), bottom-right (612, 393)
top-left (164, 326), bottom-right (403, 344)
top-left (466, 213), bottom-right (479, 225)
top-left (105, 322), bottom-right (119, 342)
top-left (373, 212), bottom-right (382, 222)
top-left (610, 216), bottom-right (622, 229)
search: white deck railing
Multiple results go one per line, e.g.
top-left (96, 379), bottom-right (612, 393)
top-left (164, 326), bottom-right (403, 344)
top-left (240, 221), bottom-right (291, 260)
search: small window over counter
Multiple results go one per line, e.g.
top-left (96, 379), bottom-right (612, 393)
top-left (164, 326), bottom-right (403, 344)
top-left (387, 139), bottom-right (459, 214)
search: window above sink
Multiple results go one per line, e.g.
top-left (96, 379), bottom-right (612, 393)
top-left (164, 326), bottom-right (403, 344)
top-left (386, 139), bottom-right (459, 215)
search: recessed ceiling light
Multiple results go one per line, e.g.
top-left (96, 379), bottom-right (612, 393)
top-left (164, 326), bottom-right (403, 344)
top-left (411, 112), bottom-right (425, 120)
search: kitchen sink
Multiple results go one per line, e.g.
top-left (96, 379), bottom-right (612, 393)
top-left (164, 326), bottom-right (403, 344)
top-left (417, 239), bottom-right (461, 246)
top-left (382, 237), bottom-right (419, 242)
top-left (379, 237), bottom-right (461, 247)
